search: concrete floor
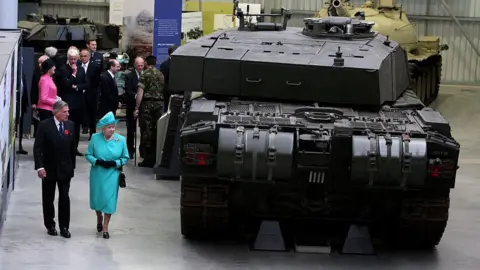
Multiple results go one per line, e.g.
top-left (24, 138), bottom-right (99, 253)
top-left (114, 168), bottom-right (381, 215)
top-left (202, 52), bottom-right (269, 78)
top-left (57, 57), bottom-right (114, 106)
top-left (1, 85), bottom-right (480, 269)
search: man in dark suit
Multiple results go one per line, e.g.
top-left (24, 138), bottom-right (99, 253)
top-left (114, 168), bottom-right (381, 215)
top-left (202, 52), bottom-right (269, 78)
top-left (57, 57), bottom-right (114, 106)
top-left (159, 45), bottom-right (177, 111)
top-left (17, 73), bottom-right (29, 155)
top-left (98, 59), bottom-right (121, 117)
top-left (34, 100), bottom-right (76, 238)
top-left (125, 57), bottom-right (144, 158)
top-left (79, 49), bottom-right (102, 139)
top-left (56, 48), bottom-right (88, 156)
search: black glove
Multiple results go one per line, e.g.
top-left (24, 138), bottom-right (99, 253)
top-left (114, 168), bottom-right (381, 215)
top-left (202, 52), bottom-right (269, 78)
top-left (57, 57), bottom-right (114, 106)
top-left (105, 161), bottom-right (117, 168)
top-left (95, 159), bottom-right (108, 168)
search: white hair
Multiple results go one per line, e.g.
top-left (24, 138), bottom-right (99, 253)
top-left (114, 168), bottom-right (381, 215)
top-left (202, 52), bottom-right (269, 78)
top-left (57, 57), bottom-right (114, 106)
top-left (44, 46), bottom-right (58, 58)
top-left (67, 48), bottom-right (80, 57)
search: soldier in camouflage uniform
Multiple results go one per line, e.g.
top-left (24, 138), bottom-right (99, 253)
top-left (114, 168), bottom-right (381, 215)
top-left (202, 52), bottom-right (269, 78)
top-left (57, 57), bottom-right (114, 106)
top-left (134, 55), bottom-right (164, 167)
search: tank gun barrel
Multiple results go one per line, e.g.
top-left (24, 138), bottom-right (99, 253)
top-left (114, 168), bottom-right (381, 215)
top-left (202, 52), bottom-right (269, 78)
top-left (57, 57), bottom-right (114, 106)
top-left (332, 0), bottom-right (350, 17)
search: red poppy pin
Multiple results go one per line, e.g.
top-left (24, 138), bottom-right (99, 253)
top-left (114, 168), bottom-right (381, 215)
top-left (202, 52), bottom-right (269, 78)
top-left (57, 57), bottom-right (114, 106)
top-left (64, 129), bottom-right (69, 135)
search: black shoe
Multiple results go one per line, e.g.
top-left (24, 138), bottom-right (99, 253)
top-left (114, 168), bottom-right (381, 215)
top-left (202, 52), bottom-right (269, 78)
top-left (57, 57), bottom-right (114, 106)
top-left (17, 149), bottom-right (28, 155)
top-left (60, 228), bottom-right (71, 238)
top-left (138, 161), bottom-right (154, 168)
top-left (103, 232), bottom-right (110, 239)
top-left (47, 227), bottom-right (58, 236)
top-left (97, 223), bottom-right (103, 232)
top-left (76, 151), bottom-right (84, 156)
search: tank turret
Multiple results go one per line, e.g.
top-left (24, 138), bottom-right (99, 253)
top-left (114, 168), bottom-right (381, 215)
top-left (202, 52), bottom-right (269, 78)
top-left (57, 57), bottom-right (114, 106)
top-left (169, 16), bottom-right (410, 107)
top-left (316, 0), bottom-right (449, 106)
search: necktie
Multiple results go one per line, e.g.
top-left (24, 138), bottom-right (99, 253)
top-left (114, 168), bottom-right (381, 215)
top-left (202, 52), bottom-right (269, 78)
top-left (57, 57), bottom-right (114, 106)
top-left (83, 63), bottom-right (87, 72)
top-left (59, 122), bottom-right (64, 137)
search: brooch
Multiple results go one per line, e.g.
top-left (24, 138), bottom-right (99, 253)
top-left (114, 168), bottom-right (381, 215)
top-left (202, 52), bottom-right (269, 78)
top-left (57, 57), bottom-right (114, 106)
top-left (64, 129), bottom-right (69, 135)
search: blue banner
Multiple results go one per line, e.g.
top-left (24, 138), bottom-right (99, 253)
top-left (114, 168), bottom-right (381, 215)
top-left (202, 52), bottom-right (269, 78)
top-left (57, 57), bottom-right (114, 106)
top-left (153, 0), bottom-right (183, 67)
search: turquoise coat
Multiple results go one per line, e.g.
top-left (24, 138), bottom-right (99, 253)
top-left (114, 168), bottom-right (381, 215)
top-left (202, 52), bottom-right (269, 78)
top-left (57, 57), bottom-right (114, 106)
top-left (85, 133), bottom-right (129, 214)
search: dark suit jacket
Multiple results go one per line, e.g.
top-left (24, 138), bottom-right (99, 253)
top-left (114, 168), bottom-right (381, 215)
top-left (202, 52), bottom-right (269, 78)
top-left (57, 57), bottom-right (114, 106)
top-left (125, 70), bottom-right (140, 103)
top-left (159, 57), bottom-right (171, 86)
top-left (56, 63), bottom-right (88, 110)
top-left (81, 61), bottom-right (101, 102)
top-left (98, 71), bottom-right (118, 115)
top-left (90, 51), bottom-right (103, 68)
top-left (159, 57), bottom-right (171, 103)
top-left (21, 73), bottom-right (28, 113)
top-left (34, 118), bottom-right (76, 180)
top-left (31, 68), bottom-right (41, 106)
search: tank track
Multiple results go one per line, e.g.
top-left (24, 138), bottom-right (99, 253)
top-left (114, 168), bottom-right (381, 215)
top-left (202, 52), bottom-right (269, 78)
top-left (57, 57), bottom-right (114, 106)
top-left (393, 189), bottom-right (450, 249)
top-left (180, 177), bottom-right (231, 239)
top-left (409, 54), bottom-right (442, 107)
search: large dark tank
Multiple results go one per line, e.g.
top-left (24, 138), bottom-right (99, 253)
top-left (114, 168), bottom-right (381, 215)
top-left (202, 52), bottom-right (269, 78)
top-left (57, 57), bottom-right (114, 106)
top-left (18, 14), bottom-right (120, 54)
top-left (163, 6), bottom-right (460, 251)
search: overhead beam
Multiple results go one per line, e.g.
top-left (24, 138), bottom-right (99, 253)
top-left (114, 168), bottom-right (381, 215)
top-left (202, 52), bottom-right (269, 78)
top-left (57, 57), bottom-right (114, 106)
top-left (41, 0), bottom-right (109, 7)
top-left (269, 9), bottom-right (480, 22)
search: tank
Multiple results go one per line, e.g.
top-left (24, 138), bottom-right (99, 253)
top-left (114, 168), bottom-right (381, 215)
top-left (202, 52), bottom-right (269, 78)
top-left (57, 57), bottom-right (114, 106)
top-left (316, 0), bottom-right (449, 106)
top-left (18, 13), bottom-right (121, 54)
top-left (161, 7), bottom-right (460, 251)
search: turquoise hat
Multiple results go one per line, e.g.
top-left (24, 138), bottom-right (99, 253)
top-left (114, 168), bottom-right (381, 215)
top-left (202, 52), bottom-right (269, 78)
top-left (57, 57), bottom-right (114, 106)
top-left (96, 111), bottom-right (119, 129)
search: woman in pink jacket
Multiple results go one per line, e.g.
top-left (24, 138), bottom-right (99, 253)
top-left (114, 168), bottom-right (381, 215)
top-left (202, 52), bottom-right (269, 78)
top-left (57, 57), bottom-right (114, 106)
top-left (37, 58), bottom-right (59, 121)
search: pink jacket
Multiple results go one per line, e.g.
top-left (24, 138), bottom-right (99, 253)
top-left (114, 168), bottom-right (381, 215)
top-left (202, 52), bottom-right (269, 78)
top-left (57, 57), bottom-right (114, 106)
top-left (37, 74), bottom-right (57, 111)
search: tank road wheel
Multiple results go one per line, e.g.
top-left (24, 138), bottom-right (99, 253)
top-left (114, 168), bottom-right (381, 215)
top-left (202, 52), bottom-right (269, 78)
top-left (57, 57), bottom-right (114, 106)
top-left (180, 177), bottom-right (231, 239)
top-left (394, 189), bottom-right (450, 249)
top-left (410, 55), bottom-right (442, 106)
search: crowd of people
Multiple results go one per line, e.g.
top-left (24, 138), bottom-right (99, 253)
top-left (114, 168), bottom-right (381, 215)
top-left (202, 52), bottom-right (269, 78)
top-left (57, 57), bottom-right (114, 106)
top-left (19, 39), bottom-right (176, 239)
top-left (18, 39), bottom-right (176, 167)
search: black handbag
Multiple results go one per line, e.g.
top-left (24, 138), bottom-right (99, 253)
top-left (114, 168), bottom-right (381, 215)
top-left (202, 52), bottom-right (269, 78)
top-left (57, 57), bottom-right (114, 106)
top-left (119, 164), bottom-right (126, 188)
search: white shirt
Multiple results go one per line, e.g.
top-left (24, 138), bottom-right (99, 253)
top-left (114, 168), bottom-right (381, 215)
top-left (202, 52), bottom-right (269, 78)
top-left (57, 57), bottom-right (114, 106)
top-left (108, 70), bottom-right (115, 78)
top-left (82, 61), bottom-right (89, 72)
top-left (53, 117), bottom-right (63, 132)
top-left (37, 117), bottom-right (64, 172)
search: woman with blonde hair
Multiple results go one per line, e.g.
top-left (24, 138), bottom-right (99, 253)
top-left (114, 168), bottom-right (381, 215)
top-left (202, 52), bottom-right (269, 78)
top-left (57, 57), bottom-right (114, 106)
top-left (85, 112), bottom-right (129, 239)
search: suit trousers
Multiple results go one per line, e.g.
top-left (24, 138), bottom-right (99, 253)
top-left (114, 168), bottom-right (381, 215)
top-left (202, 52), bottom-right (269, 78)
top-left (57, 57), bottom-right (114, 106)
top-left (42, 177), bottom-right (71, 230)
top-left (17, 108), bottom-right (25, 147)
top-left (126, 96), bottom-right (136, 154)
top-left (69, 108), bottom-right (83, 149)
top-left (85, 98), bottom-right (98, 137)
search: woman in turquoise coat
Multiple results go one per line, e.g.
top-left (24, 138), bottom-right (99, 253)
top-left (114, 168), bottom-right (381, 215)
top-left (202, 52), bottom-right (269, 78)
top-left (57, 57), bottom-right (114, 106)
top-left (85, 112), bottom-right (129, 239)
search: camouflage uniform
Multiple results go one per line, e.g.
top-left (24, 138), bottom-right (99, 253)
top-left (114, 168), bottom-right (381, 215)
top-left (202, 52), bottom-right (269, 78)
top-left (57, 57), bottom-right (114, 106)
top-left (137, 67), bottom-right (164, 164)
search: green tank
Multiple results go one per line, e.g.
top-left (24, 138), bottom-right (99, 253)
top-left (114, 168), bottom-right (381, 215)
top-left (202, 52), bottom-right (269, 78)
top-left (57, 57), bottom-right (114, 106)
top-left (316, 0), bottom-right (449, 106)
top-left (18, 13), bottom-right (121, 54)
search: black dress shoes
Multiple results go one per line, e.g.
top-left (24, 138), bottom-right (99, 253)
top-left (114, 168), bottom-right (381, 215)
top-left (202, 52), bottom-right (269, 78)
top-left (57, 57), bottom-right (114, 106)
top-left (103, 232), bottom-right (110, 239)
top-left (138, 161), bottom-right (154, 168)
top-left (47, 227), bottom-right (58, 236)
top-left (97, 224), bottom-right (103, 232)
top-left (16, 149), bottom-right (28, 155)
top-left (60, 228), bottom-right (71, 238)
top-left (76, 151), bottom-right (84, 156)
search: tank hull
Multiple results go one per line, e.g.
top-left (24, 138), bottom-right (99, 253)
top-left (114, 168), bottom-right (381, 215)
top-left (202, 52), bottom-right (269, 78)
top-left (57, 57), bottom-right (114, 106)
top-left (181, 176), bottom-right (450, 249)
top-left (175, 95), bottom-right (459, 251)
